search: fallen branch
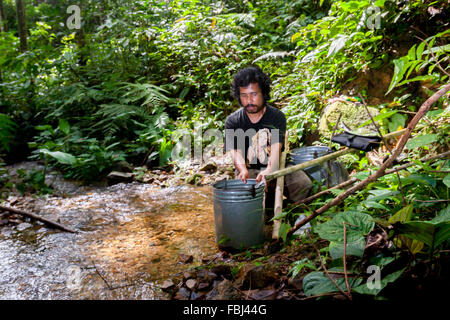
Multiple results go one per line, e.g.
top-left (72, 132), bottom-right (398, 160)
top-left (287, 82), bottom-right (450, 237)
top-left (0, 205), bottom-right (77, 233)
top-left (294, 150), bottom-right (450, 206)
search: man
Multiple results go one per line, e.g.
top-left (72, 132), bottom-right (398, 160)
top-left (225, 66), bottom-right (312, 208)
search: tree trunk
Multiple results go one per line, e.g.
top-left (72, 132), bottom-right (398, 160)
top-left (0, 0), bottom-right (8, 32)
top-left (15, 0), bottom-right (28, 52)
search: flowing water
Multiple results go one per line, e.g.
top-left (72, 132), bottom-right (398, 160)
top-left (0, 165), bottom-right (218, 299)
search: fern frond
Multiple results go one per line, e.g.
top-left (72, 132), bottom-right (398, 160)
top-left (92, 104), bottom-right (148, 136)
top-left (253, 51), bottom-right (295, 63)
top-left (0, 113), bottom-right (17, 152)
top-left (120, 82), bottom-right (171, 114)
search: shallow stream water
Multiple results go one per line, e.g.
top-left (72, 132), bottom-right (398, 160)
top-left (0, 166), bottom-right (218, 299)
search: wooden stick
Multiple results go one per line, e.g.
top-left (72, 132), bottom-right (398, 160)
top-left (272, 132), bottom-right (289, 239)
top-left (0, 205), bottom-right (77, 233)
top-left (294, 150), bottom-right (450, 206)
top-left (286, 82), bottom-right (450, 237)
top-left (308, 232), bottom-right (350, 299)
top-left (265, 129), bottom-right (407, 181)
top-left (342, 222), bottom-right (352, 300)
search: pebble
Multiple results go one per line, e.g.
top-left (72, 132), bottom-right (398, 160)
top-left (16, 222), bottom-right (34, 231)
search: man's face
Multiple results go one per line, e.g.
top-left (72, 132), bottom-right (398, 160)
top-left (239, 83), bottom-right (265, 114)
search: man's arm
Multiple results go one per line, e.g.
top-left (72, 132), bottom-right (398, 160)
top-left (256, 142), bottom-right (282, 183)
top-left (229, 149), bottom-right (249, 183)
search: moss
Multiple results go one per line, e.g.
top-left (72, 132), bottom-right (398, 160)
top-left (319, 101), bottom-right (380, 138)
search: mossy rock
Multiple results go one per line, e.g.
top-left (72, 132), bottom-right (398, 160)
top-left (185, 173), bottom-right (204, 185)
top-left (319, 100), bottom-right (380, 138)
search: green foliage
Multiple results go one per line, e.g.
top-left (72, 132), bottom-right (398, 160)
top-left (288, 258), bottom-right (318, 279)
top-left (303, 270), bottom-right (363, 297)
top-left (0, 113), bottom-right (17, 152)
top-left (395, 205), bottom-right (450, 248)
top-left (387, 30), bottom-right (450, 94)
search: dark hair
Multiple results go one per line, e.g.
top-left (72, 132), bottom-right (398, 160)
top-left (231, 66), bottom-right (271, 105)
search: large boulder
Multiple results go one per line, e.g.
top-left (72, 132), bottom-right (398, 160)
top-left (319, 98), bottom-right (380, 138)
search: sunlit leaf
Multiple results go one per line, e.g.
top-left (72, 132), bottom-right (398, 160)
top-left (406, 134), bottom-right (439, 149)
top-left (388, 205), bottom-right (413, 224)
top-left (39, 149), bottom-right (77, 165)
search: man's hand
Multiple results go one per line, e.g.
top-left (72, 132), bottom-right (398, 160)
top-left (237, 168), bottom-right (249, 183)
top-left (256, 168), bottom-right (270, 183)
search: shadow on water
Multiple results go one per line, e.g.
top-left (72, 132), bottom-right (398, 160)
top-left (0, 178), bottom-right (217, 299)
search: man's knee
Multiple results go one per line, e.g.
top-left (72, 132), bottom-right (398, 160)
top-left (284, 170), bottom-right (312, 202)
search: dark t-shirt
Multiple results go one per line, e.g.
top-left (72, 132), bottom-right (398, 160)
top-left (225, 105), bottom-right (286, 170)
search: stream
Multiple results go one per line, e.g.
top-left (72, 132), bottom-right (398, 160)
top-left (0, 163), bottom-right (218, 299)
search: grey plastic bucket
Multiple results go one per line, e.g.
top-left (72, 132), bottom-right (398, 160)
top-left (212, 179), bottom-right (265, 249)
top-left (290, 146), bottom-right (349, 187)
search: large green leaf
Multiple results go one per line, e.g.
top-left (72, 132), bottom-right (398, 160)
top-left (303, 271), bottom-right (363, 297)
top-left (358, 110), bottom-right (398, 128)
top-left (352, 268), bottom-right (406, 296)
top-left (443, 174), bottom-right (450, 188)
top-left (405, 134), bottom-right (439, 149)
top-left (58, 119), bottom-right (70, 135)
top-left (327, 35), bottom-right (348, 58)
top-left (386, 57), bottom-right (410, 94)
top-left (388, 113), bottom-right (406, 132)
top-left (395, 209), bottom-right (450, 247)
top-left (401, 174), bottom-right (436, 187)
top-left (431, 205), bottom-right (450, 224)
top-left (314, 211), bottom-right (375, 243)
top-left (39, 149), bottom-right (77, 165)
top-left (329, 237), bottom-right (366, 259)
top-left (388, 205), bottom-right (413, 224)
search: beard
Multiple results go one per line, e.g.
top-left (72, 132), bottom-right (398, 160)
top-left (244, 103), bottom-right (265, 114)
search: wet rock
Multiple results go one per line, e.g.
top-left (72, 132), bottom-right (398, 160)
top-left (237, 265), bottom-right (278, 290)
top-left (242, 287), bottom-right (277, 300)
top-left (276, 290), bottom-right (291, 300)
top-left (16, 222), bottom-right (33, 231)
top-left (190, 292), bottom-right (205, 300)
top-left (1, 227), bottom-right (13, 237)
top-left (199, 162), bottom-right (217, 173)
top-left (112, 161), bottom-right (134, 173)
top-left (287, 278), bottom-right (303, 290)
top-left (210, 265), bottom-right (232, 279)
top-left (174, 287), bottom-right (191, 300)
top-left (106, 171), bottom-right (134, 185)
top-left (196, 269), bottom-right (218, 282)
top-left (205, 280), bottom-right (221, 300)
top-left (186, 279), bottom-right (197, 290)
top-left (197, 281), bottom-right (212, 291)
top-left (178, 254), bottom-right (194, 264)
top-left (185, 173), bottom-right (203, 186)
top-left (217, 279), bottom-right (241, 300)
top-left (9, 219), bottom-right (23, 224)
top-left (183, 271), bottom-right (196, 280)
top-left (161, 279), bottom-right (175, 292)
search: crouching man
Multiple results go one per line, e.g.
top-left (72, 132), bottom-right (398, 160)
top-left (224, 66), bottom-right (312, 219)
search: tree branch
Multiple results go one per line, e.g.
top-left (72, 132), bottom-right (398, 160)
top-left (287, 83), bottom-right (450, 237)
